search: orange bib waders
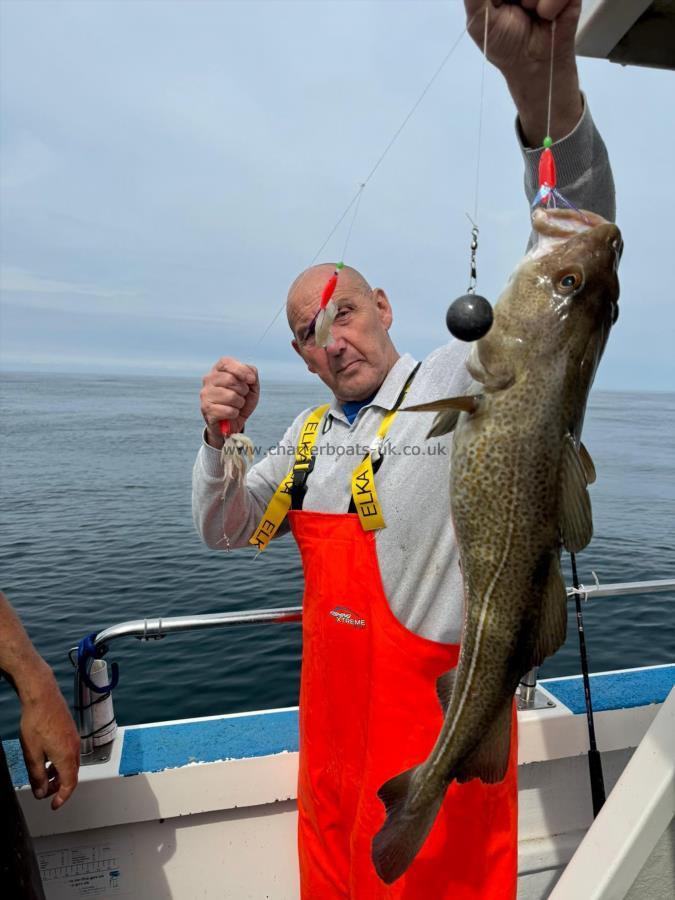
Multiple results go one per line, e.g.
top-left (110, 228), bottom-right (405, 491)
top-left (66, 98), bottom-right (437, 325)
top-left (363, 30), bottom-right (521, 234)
top-left (289, 509), bottom-right (518, 899)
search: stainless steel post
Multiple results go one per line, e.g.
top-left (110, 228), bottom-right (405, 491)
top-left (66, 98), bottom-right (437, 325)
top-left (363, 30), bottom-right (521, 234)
top-left (518, 667), bottom-right (539, 709)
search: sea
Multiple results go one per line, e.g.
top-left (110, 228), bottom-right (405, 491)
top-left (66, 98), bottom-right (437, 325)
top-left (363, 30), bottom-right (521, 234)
top-left (0, 372), bottom-right (673, 739)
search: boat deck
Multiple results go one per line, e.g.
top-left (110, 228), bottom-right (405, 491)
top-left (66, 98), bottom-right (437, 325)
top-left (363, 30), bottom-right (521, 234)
top-left (6, 664), bottom-right (675, 899)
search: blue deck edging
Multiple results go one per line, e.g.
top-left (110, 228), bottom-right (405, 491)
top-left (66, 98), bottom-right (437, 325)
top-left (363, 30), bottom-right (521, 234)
top-left (119, 709), bottom-right (299, 776)
top-left (543, 665), bottom-right (675, 714)
top-left (4, 739), bottom-right (29, 789)
top-left (5, 666), bottom-right (674, 786)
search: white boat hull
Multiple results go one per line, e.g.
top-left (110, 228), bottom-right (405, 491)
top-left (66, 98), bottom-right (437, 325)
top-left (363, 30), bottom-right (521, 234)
top-left (6, 664), bottom-right (675, 899)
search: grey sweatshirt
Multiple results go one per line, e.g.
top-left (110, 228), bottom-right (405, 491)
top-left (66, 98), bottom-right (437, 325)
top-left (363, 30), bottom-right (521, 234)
top-left (192, 100), bottom-right (615, 644)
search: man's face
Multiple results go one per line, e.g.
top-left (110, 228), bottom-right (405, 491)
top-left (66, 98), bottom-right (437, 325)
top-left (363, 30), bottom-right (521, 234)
top-left (288, 268), bottom-right (398, 403)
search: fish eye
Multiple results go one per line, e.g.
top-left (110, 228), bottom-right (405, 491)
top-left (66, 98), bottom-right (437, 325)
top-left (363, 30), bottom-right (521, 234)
top-left (557, 270), bottom-right (583, 294)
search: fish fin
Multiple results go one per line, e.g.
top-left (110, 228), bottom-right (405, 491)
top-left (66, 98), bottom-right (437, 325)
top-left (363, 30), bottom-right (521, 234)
top-left (402, 395), bottom-right (479, 438)
top-left (436, 669), bottom-right (457, 715)
top-left (403, 396), bottom-right (478, 415)
top-left (372, 766), bottom-right (444, 884)
top-left (559, 434), bottom-right (594, 552)
top-left (579, 442), bottom-right (597, 484)
top-left (455, 702), bottom-right (512, 785)
top-left (427, 411), bottom-right (460, 439)
top-left (530, 553), bottom-right (568, 667)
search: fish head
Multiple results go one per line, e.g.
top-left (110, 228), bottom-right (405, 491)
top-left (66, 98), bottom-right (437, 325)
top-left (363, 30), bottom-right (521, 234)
top-left (469, 209), bottom-right (622, 398)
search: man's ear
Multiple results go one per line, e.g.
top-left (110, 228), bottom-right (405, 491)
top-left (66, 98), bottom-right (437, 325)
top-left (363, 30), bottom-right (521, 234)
top-left (373, 288), bottom-right (393, 330)
top-left (291, 339), bottom-right (317, 374)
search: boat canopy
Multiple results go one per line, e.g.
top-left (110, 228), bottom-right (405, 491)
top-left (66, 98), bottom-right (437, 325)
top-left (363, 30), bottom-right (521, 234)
top-left (576, 0), bottom-right (675, 70)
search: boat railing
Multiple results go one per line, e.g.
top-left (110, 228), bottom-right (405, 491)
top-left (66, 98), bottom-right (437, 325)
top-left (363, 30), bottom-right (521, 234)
top-left (517, 577), bottom-right (675, 711)
top-left (70, 578), bottom-right (675, 761)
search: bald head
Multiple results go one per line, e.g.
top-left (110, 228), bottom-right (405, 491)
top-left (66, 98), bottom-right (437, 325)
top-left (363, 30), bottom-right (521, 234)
top-left (286, 264), bottom-right (373, 335)
top-left (285, 262), bottom-right (399, 402)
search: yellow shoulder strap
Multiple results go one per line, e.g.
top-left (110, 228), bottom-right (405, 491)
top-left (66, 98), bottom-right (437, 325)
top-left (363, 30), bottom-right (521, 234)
top-left (249, 404), bottom-right (330, 552)
top-left (350, 367), bottom-right (418, 532)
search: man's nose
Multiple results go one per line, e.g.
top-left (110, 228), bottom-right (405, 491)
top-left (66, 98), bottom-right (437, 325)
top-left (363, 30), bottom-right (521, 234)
top-left (326, 334), bottom-right (346, 356)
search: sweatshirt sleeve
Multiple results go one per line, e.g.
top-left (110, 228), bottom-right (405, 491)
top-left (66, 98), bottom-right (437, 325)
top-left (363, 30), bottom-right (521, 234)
top-left (191, 415), bottom-right (305, 550)
top-left (519, 94), bottom-right (616, 225)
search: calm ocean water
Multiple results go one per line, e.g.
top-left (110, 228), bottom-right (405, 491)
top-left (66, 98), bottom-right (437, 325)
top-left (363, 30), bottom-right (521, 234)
top-left (1, 372), bottom-right (673, 739)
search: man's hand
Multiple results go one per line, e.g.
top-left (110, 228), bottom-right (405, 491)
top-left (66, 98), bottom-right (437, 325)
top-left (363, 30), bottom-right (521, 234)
top-left (465, 1), bottom-right (581, 71)
top-left (19, 660), bottom-right (80, 810)
top-left (200, 357), bottom-right (260, 449)
top-left (464, 1), bottom-right (583, 145)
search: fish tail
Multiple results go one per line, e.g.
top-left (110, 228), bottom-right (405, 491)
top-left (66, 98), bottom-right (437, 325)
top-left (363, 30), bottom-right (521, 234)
top-left (371, 765), bottom-right (444, 884)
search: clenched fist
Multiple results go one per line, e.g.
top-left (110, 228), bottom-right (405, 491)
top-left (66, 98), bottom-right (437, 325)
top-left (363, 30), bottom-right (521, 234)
top-left (200, 357), bottom-right (260, 449)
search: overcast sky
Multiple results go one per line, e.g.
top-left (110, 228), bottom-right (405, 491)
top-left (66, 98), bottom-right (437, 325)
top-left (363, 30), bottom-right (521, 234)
top-left (1, 0), bottom-right (672, 390)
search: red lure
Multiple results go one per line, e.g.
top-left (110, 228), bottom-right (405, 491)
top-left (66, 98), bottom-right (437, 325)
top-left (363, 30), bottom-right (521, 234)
top-left (320, 273), bottom-right (339, 309)
top-left (539, 145), bottom-right (556, 193)
top-left (531, 137), bottom-right (583, 217)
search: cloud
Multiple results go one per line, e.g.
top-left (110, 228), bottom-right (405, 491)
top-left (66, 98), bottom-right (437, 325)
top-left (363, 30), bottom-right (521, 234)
top-left (0, 266), bottom-right (134, 299)
top-left (0, 1), bottom-right (673, 388)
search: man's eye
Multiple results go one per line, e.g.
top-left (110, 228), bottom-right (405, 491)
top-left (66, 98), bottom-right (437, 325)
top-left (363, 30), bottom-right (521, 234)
top-left (303, 322), bottom-right (316, 344)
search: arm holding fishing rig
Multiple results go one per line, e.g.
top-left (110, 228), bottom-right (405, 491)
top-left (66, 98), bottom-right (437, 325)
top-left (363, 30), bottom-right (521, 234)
top-left (0, 591), bottom-right (80, 810)
top-left (200, 357), bottom-right (260, 450)
top-left (194, 359), bottom-right (304, 549)
top-left (465, 0), bottom-right (615, 222)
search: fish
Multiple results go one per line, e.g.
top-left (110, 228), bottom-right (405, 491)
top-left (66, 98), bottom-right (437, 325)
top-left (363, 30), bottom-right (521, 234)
top-left (371, 207), bottom-right (623, 884)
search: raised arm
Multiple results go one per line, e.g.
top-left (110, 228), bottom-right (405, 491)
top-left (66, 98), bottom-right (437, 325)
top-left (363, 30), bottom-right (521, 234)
top-left (193, 356), bottom-right (302, 549)
top-left (464, 0), bottom-right (615, 222)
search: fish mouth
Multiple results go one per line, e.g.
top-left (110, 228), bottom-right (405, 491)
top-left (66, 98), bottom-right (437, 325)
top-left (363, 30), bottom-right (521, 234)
top-left (591, 222), bottom-right (623, 275)
top-left (529, 210), bottom-right (623, 269)
top-left (603, 223), bottom-right (623, 264)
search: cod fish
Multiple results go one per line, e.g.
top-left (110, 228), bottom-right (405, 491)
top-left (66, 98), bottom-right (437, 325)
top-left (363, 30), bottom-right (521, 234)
top-left (371, 207), bottom-right (623, 884)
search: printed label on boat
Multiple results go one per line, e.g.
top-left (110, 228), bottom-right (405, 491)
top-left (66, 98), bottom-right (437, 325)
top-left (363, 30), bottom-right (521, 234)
top-left (37, 838), bottom-right (135, 898)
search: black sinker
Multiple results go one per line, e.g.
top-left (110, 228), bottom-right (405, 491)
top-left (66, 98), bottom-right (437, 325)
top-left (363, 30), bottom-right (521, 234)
top-left (446, 293), bottom-right (493, 342)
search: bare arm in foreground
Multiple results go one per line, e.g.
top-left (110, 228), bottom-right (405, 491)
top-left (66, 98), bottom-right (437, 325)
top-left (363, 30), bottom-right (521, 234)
top-left (0, 591), bottom-right (80, 810)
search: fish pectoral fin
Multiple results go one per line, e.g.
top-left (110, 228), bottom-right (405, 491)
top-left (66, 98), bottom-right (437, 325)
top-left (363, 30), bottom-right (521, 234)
top-left (579, 441), bottom-right (597, 485)
top-left (530, 553), bottom-right (568, 667)
top-left (455, 702), bottom-right (512, 785)
top-left (402, 396), bottom-right (480, 438)
top-left (403, 396), bottom-right (479, 415)
top-left (372, 765), bottom-right (444, 884)
top-left (436, 669), bottom-right (457, 715)
top-left (559, 434), bottom-right (594, 552)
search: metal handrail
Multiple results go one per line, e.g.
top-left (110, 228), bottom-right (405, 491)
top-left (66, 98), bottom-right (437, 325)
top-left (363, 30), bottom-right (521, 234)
top-left (72, 579), bottom-right (673, 758)
top-left (566, 578), bottom-right (675, 599)
top-left (74, 578), bottom-right (675, 657)
top-left (93, 606), bottom-right (303, 648)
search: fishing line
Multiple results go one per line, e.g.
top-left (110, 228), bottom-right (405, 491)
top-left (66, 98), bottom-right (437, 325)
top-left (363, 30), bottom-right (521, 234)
top-left (472, 4), bottom-right (489, 226)
top-left (256, 19), bottom-right (473, 345)
top-left (547, 20), bottom-right (556, 208)
top-left (531, 17), bottom-right (587, 220)
top-left (445, 2), bottom-right (493, 343)
top-left (546, 19), bottom-right (555, 145)
top-left (339, 184), bottom-right (365, 266)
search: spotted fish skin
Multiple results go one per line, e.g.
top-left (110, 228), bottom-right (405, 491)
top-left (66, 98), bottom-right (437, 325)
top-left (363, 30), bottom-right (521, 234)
top-left (371, 209), bottom-right (622, 885)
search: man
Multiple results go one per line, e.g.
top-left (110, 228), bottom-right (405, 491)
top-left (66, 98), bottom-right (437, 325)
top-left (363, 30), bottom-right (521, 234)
top-left (193, 2), bottom-right (615, 896)
top-left (1, 591), bottom-right (80, 900)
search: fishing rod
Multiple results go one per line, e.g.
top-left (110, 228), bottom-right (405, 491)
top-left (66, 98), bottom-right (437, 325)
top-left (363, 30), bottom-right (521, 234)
top-left (570, 550), bottom-right (606, 817)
